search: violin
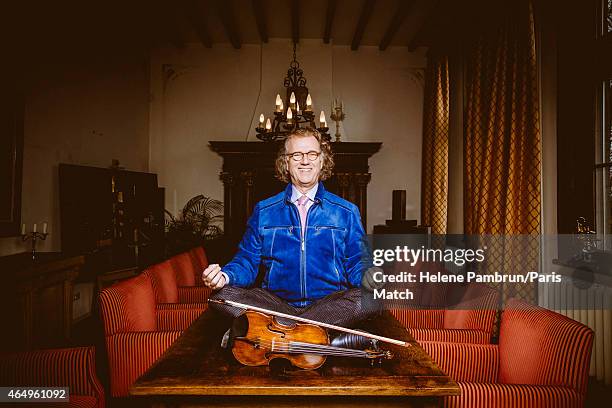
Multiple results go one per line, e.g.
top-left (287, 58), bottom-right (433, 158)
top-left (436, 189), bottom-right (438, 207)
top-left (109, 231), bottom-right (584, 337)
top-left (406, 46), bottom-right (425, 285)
top-left (209, 299), bottom-right (405, 370)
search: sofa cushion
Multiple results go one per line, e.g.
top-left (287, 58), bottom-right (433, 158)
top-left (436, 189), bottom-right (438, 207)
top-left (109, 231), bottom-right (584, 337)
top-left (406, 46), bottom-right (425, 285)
top-left (171, 252), bottom-right (198, 286)
top-left (146, 260), bottom-right (179, 303)
top-left (99, 273), bottom-right (157, 334)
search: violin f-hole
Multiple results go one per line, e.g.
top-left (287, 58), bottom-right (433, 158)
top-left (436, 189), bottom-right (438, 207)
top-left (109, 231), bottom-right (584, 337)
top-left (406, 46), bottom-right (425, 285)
top-left (267, 324), bottom-right (287, 338)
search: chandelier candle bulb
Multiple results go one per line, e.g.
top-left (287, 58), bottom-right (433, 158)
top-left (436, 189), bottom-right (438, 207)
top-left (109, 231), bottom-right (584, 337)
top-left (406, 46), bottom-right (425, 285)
top-left (296, 101), bottom-right (300, 113)
top-left (259, 114), bottom-right (265, 126)
top-left (320, 111), bottom-right (326, 127)
top-left (290, 92), bottom-right (296, 104)
top-left (265, 118), bottom-right (271, 130)
top-left (43, 222), bottom-right (47, 234)
top-left (306, 94), bottom-right (312, 110)
top-left (287, 107), bottom-right (293, 122)
top-left (33, 223), bottom-right (37, 233)
top-left (275, 94), bottom-right (282, 111)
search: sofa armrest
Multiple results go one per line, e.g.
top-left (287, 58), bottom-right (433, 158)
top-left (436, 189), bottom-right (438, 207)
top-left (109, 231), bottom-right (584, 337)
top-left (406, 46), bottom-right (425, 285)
top-left (106, 331), bottom-right (182, 397)
top-left (156, 308), bottom-right (204, 331)
top-left (0, 346), bottom-right (105, 404)
top-left (449, 383), bottom-right (583, 407)
top-left (420, 341), bottom-right (499, 382)
top-left (177, 286), bottom-right (212, 304)
top-left (411, 328), bottom-right (491, 344)
top-left (391, 309), bottom-right (444, 329)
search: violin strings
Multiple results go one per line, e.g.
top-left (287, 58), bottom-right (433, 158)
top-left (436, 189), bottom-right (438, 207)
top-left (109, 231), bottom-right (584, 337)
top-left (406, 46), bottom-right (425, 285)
top-left (251, 338), bottom-right (366, 355)
top-left (243, 338), bottom-right (376, 358)
top-left (252, 338), bottom-right (368, 355)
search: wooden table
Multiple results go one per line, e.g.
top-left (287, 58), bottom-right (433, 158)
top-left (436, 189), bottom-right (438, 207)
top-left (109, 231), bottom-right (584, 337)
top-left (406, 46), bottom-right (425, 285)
top-left (130, 310), bottom-right (460, 407)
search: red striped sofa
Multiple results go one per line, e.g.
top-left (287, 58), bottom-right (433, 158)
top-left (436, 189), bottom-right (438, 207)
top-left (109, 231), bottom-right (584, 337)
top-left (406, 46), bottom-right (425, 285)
top-left (391, 282), bottom-right (499, 343)
top-left (98, 273), bottom-right (203, 397)
top-left (421, 298), bottom-right (594, 408)
top-left (0, 346), bottom-right (105, 408)
top-left (145, 257), bottom-right (211, 309)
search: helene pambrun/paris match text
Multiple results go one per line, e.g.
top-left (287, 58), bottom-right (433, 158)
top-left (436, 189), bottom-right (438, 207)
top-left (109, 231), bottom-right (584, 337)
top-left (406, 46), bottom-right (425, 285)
top-left (369, 245), bottom-right (562, 300)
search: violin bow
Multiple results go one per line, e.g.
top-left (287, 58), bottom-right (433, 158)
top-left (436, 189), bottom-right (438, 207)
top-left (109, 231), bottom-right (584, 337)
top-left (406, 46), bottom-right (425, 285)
top-left (208, 298), bottom-right (411, 348)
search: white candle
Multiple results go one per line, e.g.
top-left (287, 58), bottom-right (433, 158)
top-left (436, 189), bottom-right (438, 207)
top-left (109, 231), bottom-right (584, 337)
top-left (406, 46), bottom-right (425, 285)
top-left (319, 111), bottom-right (326, 127)
top-left (290, 92), bottom-right (296, 104)
top-left (43, 222), bottom-right (47, 234)
top-left (21, 223), bottom-right (26, 235)
top-left (306, 94), bottom-right (312, 110)
top-left (265, 118), bottom-right (271, 130)
top-left (296, 101), bottom-right (300, 113)
top-left (287, 107), bottom-right (293, 122)
top-left (259, 113), bottom-right (264, 126)
top-left (33, 223), bottom-right (37, 233)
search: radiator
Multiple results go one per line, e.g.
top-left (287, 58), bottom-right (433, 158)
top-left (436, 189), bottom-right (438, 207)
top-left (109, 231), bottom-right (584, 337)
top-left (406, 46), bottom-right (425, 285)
top-left (539, 278), bottom-right (612, 385)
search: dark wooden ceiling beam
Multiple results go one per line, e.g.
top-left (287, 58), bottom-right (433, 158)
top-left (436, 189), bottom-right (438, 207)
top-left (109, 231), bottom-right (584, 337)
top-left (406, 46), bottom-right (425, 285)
top-left (184, 0), bottom-right (212, 48)
top-left (351, 0), bottom-right (376, 51)
top-left (407, 0), bottom-right (447, 52)
top-left (152, 2), bottom-right (184, 49)
top-left (379, 0), bottom-right (414, 50)
top-left (408, 0), bottom-right (463, 52)
top-left (216, 0), bottom-right (241, 49)
top-left (291, 0), bottom-right (300, 44)
top-left (167, 12), bottom-right (185, 49)
top-left (323, 0), bottom-right (337, 44)
top-left (252, 0), bottom-right (268, 43)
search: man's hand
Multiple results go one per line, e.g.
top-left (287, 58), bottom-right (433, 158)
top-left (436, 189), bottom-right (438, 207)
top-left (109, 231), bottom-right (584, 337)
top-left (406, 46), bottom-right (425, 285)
top-left (362, 267), bottom-right (385, 292)
top-left (201, 264), bottom-right (227, 290)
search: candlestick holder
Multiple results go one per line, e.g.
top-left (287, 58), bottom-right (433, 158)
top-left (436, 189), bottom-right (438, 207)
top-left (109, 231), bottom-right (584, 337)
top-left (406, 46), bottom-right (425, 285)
top-left (330, 103), bottom-right (346, 142)
top-left (22, 231), bottom-right (49, 261)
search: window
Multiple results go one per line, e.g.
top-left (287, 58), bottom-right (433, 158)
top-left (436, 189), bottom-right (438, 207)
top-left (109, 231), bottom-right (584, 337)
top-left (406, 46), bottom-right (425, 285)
top-left (596, 1), bottom-right (612, 243)
top-left (607, 0), bottom-right (612, 33)
top-left (598, 80), bottom-right (612, 238)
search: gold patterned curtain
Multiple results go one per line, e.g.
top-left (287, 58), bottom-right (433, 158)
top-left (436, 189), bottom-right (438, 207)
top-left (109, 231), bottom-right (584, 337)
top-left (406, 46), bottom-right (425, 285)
top-left (463, 0), bottom-right (540, 303)
top-left (421, 51), bottom-right (450, 234)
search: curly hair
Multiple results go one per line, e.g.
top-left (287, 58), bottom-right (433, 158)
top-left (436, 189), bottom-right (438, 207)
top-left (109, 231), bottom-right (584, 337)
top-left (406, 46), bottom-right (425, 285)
top-left (275, 128), bottom-right (334, 183)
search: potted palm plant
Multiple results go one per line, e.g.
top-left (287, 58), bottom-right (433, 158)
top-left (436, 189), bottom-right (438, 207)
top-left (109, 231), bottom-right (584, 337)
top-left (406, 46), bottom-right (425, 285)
top-left (165, 195), bottom-right (223, 256)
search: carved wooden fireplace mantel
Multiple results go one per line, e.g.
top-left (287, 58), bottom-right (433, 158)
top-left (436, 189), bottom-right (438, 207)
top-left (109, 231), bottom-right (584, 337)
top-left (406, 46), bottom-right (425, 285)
top-left (209, 141), bottom-right (381, 247)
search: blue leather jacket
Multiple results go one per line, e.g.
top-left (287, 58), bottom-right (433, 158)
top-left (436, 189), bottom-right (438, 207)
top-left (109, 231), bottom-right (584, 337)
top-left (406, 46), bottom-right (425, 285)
top-left (223, 182), bottom-right (369, 307)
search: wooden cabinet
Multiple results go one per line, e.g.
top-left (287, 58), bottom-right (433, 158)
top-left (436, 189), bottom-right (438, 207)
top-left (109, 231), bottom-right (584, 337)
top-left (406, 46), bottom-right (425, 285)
top-left (0, 253), bottom-right (83, 351)
top-left (58, 163), bottom-right (165, 271)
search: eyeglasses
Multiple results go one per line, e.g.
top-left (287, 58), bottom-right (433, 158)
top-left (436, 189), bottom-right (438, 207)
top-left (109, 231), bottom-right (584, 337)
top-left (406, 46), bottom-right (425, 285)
top-left (286, 151), bottom-right (321, 161)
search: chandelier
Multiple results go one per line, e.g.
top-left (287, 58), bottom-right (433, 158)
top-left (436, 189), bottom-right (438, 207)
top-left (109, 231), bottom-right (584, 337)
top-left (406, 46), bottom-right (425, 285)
top-left (255, 43), bottom-right (330, 142)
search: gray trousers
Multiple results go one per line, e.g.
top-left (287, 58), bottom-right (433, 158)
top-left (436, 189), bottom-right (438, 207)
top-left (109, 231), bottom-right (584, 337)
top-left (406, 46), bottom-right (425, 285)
top-left (209, 286), bottom-right (374, 328)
